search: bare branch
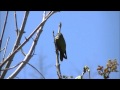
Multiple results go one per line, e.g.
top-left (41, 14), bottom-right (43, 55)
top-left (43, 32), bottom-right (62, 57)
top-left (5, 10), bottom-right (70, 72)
top-left (0, 11), bottom-right (9, 50)
top-left (27, 63), bottom-right (45, 79)
top-left (55, 50), bottom-right (62, 79)
top-left (43, 11), bottom-right (46, 21)
top-left (3, 37), bottom-right (10, 61)
top-left (0, 62), bottom-right (44, 79)
top-left (0, 61), bottom-right (45, 79)
top-left (21, 48), bottom-right (26, 56)
top-left (56, 23), bottom-right (62, 79)
top-left (0, 11), bottom-right (30, 78)
top-left (14, 11), bottom-right (18, 35)
top-left (13, 11), bottom-right (29, 50)
top-left (53, 23), bottom-right (62, 79)
top-left (0, 11), bottom-right (58, 70)
top-left (45, 11), bottom-right (52, 18)
top-left (89, 71), bottom-right (90, 79)
top-left (7, 11), bottom-right (58, 79)
top-left (0, 61), bottom-right (23, 71)
top-left (58, 22), bottom-right (62, 33)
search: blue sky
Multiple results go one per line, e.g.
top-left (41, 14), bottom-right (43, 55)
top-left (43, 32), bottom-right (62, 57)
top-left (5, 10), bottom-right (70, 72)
top-left (0, 11), bottom-right (120, 79)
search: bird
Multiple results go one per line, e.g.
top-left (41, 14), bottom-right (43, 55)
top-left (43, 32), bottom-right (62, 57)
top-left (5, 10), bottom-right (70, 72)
top-left (55, 32), bottom-right (67, 61)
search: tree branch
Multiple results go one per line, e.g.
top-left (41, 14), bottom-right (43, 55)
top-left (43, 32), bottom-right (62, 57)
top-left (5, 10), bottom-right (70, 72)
top-left (7, 11), bottom-right (58, 79)
top-left (0, 61), bottom-right (23, 71)
top-left (55, 50), bottom-right (62, 79)
top-left (53, 22), bottom-right (63, 79)
top-left (0, 11), bottom-right (30, 78)
top-left (14, 11), bottom-right (18, 35)
top-left (0, 11), bottom-right (57, 70)
top-left (0, 61), bottom-right (45, 79)
top-left (58, 22), bottom-right (62, 33)
top-left (2, 37), bottom-right (10, 61)
top-left (27, 63), bottom-right (45, 79)
top-left (0, 11), bottom-right (9, 50)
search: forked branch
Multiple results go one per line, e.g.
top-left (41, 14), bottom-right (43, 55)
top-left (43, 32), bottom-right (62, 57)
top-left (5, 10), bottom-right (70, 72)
top-left (7, 11), bottom-right (58, 79)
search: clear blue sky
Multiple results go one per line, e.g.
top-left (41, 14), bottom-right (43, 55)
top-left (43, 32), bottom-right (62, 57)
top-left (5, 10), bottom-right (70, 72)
top-left (0, 11), bottom-right (120, 79)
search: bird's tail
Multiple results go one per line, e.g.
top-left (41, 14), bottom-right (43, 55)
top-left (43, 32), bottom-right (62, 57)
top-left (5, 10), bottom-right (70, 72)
top-left (60, 51), bottom-right (63, 61)
top-left (60, 51), bottom-right (67, 61)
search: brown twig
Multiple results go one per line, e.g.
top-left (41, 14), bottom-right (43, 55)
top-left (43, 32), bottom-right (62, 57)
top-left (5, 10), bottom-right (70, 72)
top-left (27, 63), bottom-right (45, 79)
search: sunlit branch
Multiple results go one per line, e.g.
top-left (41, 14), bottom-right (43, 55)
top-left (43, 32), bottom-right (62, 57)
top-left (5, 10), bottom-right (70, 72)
top-left (7, 11), bottom-right (58, 79)
top-left (3, 37), bottom-right (10, 61)
top-left (0, 11), bottom-right (30, 79)
top-left (0, 11), bottom-right (57, 69)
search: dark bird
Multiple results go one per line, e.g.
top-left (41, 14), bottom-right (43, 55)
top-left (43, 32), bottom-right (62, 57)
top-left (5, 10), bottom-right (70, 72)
top-left (55, 33), bottom-right (67, 61)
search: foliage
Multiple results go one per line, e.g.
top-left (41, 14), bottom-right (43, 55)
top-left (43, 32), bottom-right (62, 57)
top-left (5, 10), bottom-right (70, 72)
top-left (97, 59), bottom-right (119, 79)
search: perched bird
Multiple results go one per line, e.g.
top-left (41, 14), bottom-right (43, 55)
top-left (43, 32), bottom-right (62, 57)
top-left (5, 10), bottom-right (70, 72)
top-left (55, 32), bottom-right (67, 61)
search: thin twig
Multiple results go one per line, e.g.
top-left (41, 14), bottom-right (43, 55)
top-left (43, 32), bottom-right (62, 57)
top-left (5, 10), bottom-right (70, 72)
top-left (0, 11), bottom-right (9, 76)
top-left (0, 11), bottom-right (9, 50)
top-left (14, 11), bottom-right (18, 35)
top-left (58, 22), bottom-right (62, 33)
top-left (0, 61), bottom-right (45, 79)
top-left (20, 41), bottom-right (26, 56)
top-left (46, 11), bottom-right (52, 19)
top-left (21, 48), bottom-right (26, 56)
top-left (43, 11), bottom-right (46, 21)
top-left (0, 61), bottom-right (23, 71)
top-left (27, 63), bottom-right (45, 79)
top-left (81, 72), bottom-right (85, 79)
top-left (7, 11), bottom-right (57, 79)
top-left (89, 71), bottom-right (90, 79)
top-left (3, 37), bottom-right (10, 61)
